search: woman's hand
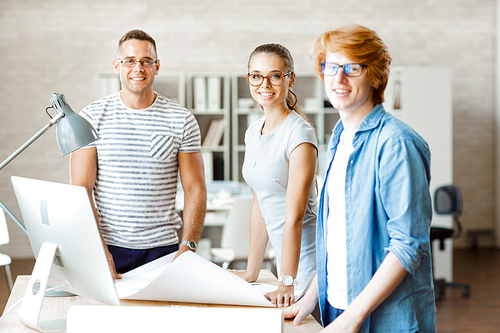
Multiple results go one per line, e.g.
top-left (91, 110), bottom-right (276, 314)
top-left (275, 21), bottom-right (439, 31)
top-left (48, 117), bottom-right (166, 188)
top-left (265, 284), bottom-right (295, 307)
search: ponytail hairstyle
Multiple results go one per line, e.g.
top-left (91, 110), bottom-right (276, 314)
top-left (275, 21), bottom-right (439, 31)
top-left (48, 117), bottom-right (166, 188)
top-left (248, 43), bottom-right (311, 124)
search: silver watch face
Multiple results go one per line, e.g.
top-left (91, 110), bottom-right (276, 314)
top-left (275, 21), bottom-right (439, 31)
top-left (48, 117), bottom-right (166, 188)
top-left (282, 275), bottom-right (294, 286)
top-left (182, 241), bottom-right (197, 250)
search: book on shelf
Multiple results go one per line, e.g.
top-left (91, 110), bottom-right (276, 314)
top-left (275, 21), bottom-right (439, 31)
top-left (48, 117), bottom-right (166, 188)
top-left (193, 77), bottom-right (207, 111)
top-left (207, 77), bottom-right (222, 111)
top-left (202, 119), bottom-right (225, 147)
top-left (201, 152), bottom-right (213, 182)
top-left (393, 79), bottom-right (402, 110)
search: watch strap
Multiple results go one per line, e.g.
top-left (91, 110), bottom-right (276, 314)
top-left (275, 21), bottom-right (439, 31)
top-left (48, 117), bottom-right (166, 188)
top-left (180, 240), bottom-right (197, 251)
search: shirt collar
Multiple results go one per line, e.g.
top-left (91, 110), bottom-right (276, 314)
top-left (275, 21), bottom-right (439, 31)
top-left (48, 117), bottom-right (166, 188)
top-left (356, 104), bottom-right (386, 133)
top-left (331, 104), bottom-right (386, 146)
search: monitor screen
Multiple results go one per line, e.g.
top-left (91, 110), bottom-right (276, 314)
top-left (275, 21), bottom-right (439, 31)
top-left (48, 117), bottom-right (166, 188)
top-left (11, 176), bottom-right (120, 330)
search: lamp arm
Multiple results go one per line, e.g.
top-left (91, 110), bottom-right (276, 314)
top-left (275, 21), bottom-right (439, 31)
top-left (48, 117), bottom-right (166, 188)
top-left (0, 199), bottom-right (27, 236)
top-left (0, 112), bottom-right (64, 171)
top-left (0, 112), bottom-right (65, 236)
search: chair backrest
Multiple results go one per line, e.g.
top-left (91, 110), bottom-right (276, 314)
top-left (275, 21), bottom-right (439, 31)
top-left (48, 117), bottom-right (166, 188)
top-left (434, 184), bottom-right (463, 238)
top-left (434, 185), bottom-right (462, 216)
top-left (0, 209), bottom-right (10, 246)
top-left (220, 197), bottom-right (253, 259)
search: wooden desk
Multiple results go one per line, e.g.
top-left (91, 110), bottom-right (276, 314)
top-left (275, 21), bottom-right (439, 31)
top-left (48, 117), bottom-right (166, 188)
top-left (1, 271), bottom-right (322, 332)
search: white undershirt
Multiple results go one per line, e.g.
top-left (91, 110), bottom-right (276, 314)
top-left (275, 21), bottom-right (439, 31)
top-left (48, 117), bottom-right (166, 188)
top-left (326, 131), bottom-right (354, 310)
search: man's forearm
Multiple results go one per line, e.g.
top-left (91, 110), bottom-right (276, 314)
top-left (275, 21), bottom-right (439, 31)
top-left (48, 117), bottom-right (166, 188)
top-left (181, 188), bottom-right (206, 243)
top-left (340, 252), bottom-right (408, 327)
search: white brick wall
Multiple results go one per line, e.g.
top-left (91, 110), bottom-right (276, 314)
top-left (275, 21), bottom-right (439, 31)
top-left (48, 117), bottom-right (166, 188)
top-left (0, 0), bottom-right (496, 258)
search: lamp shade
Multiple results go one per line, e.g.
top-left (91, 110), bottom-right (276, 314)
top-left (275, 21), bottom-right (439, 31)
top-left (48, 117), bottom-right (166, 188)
top-left (50, 93), bottom-right (99, 156)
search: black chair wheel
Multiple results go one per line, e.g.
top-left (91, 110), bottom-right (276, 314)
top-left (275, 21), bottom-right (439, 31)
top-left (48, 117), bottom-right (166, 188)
top-left (462, 286), bottom-right (470, 297)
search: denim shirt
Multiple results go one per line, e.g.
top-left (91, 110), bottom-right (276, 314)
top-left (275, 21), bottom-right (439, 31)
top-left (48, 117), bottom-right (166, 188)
top-left (317, 105), bottom-right (437, 332)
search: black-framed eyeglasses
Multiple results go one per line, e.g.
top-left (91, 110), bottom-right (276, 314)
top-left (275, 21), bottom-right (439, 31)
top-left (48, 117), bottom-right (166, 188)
top-left (117, 59), bottom-right (159, 68)
top-left (247, 71), bottom-right (293, 87)
top-left (321, 63), bottom-right (366, 77)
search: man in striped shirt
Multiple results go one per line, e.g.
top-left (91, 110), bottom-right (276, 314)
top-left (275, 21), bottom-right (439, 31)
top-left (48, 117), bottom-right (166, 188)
top-left (70, 30), bottom-right (207, 279)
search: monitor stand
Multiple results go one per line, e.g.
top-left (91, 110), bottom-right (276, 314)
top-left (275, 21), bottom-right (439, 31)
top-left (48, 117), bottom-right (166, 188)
top-left (18, 242), bottom-right (67, 332)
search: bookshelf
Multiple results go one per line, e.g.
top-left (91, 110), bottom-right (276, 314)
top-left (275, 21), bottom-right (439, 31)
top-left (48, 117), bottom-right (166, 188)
top-left (186, 73), bottom-right (231, 181)
top-left (231, 73), bottom-right (335, 182)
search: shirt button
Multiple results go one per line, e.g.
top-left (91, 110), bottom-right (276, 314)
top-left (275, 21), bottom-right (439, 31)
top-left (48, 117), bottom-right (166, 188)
top-left (348, 242), bottom-right (352, 247)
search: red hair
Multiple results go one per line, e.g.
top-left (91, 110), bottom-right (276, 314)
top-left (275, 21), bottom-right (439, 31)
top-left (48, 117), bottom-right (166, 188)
top-left (311, 24), bottom-right (392, 105)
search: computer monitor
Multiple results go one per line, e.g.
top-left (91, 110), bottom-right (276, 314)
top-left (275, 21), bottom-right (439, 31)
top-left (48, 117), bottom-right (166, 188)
top-left (11, 176), bottom-right (120, 332)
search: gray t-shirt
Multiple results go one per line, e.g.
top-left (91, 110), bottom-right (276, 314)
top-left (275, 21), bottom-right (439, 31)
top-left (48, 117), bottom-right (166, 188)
top-left (242, 111), bottom-right (318, 286)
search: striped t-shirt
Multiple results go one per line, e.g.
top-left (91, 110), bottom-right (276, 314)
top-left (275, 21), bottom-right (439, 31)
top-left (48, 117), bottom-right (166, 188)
top-left (79, 92), bottom-right (201, 249)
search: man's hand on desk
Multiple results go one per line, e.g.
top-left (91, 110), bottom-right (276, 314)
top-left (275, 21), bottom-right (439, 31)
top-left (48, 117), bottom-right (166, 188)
top-left (174, 246), bottom-right (192, 260)
top-left (104, 247), bottom-right (121, 280)
top-left (282, 287), bottom-right (317, 326)
top-left (174, 240), bottom-right (198, 260)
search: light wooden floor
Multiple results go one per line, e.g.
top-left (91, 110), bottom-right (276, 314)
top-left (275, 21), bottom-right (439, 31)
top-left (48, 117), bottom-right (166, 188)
top-left (1, 249), bottom-right (499, 332)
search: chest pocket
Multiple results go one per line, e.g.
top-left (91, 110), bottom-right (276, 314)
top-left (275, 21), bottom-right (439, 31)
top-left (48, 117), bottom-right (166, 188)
top-left (150, 132), bottom-right (180, 161)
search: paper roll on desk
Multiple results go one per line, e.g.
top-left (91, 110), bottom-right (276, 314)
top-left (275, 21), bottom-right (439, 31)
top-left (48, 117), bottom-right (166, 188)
top-left (67, 305), bottom-right (283, 333)
top-left (115, 251), bottom-right (273, 307)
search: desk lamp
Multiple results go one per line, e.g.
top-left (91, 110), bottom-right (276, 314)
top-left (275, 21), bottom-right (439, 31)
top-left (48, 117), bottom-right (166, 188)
top-left (0, 93), bottom-right (99, 235)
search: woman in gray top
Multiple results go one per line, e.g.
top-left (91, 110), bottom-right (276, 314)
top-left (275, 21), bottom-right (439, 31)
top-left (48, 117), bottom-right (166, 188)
top-left (231, 43), bottom-right (318, 308)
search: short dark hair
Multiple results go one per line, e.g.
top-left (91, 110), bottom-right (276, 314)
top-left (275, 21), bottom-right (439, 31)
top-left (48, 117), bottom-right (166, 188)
top-left (117, 29), bottom-right (157, 58)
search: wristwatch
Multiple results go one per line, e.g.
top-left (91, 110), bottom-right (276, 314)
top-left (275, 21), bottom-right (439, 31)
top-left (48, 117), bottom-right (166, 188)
top-left (180, 240), bottom-right (197, 252)
top-left (279, 275), bottom-right (298, 287)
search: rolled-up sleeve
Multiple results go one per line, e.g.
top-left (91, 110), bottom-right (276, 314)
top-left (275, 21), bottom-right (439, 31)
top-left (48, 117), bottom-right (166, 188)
top-left (379, 137), bottom-right (432, 275)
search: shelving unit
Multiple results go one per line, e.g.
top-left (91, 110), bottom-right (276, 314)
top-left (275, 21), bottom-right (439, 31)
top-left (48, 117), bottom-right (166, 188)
top-left (186, 73), bottom-right (231, 181)
top-left (231, 73), bottom-right (336, 182)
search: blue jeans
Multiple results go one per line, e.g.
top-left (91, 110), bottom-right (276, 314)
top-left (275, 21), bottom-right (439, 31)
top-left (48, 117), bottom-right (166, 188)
top-left (323, 300), bottom-right (345, 326)
top-left (108, 244), bottom-right (179, 274)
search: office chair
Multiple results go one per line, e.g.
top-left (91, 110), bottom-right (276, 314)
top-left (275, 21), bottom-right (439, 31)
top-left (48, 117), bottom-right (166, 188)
top-left (430, 184), bottom-right (470, 301)
top-left (0, 209), bottom-right (13, 292)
